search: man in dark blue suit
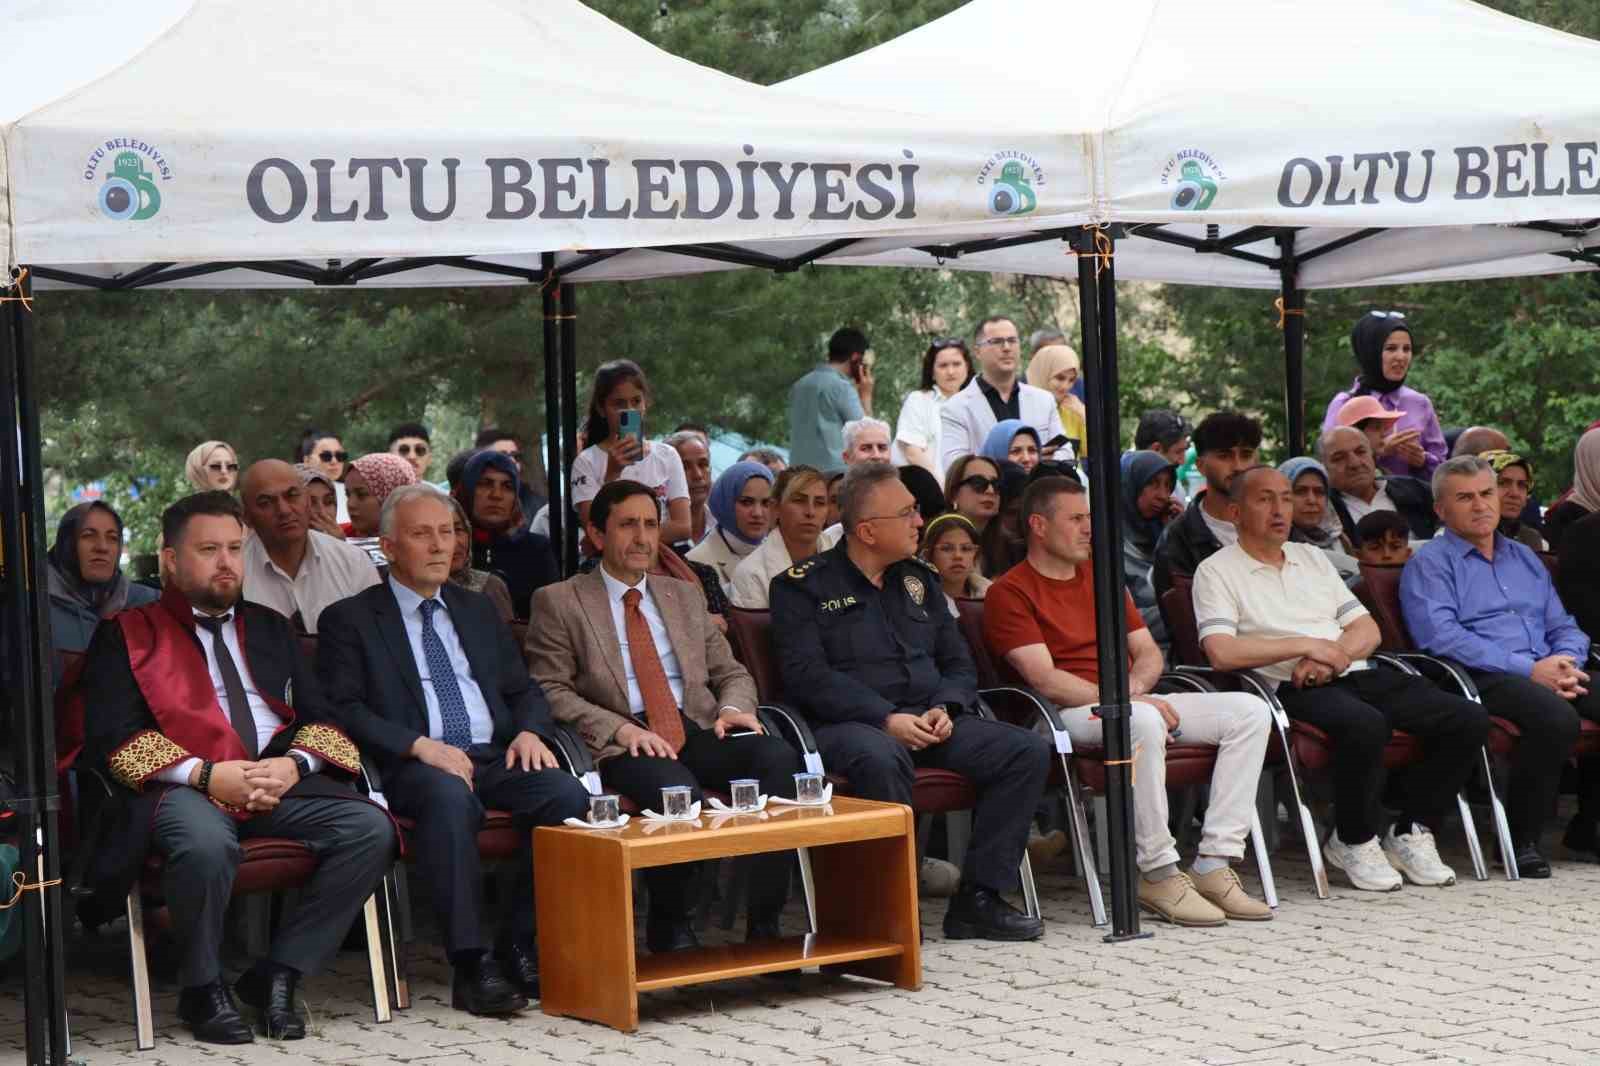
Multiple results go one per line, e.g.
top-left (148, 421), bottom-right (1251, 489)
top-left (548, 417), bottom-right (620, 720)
top-left (318, 484), bottom-right (589, 1016)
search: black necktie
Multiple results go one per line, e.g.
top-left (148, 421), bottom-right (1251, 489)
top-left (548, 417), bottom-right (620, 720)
top-left (194, 614), bottom-right (259, 758)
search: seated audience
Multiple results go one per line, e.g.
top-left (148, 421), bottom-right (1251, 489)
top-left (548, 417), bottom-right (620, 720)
top-left (1401, 456), bottom-right (1596, 875)
top-left (1153, 411), bottom-right (1261, 600)
top-left (895, 338), bottom-right (974, 475)
top-left (387, 422), bottom-right (434, 482)
top-left (920, 513), bottom-right (990, 617)
top-left (475, 427), bottom-right (548, 520)
top-left (186, 441), bottom-right (240, 493)
top-left (445, 449), bottom-right (477, 493)
top-left (446, 498), bottom-right (516, 625)
top-left (1451, 425), bottom-right (1510, 457)
top-left (297, 427), bottom-right (349, 524)
top-left (731, 465), bottom-right (839, 609)
top-left (738, 446), bottom-right (788, 476)
top-left (686, 461), bottom-right (775, 594)
top-left (570, 360), bottom-right (691, 547)
top-left (940, 315), bottom-right (1065, 473)
top-left (1351, 510), bottom-right (1413, 567)
top-left (1557, 510), bottom-right (1600, 642)
top-left (944, 455), bottom-right (1003, 534)
top-left (1478, 450), bottom-right (1546, 551)
top-left (1024, 344), bottom-right (1087, 460)
top-left (451, 451), bottom-right (558, 620)
top-left (980, 419), bottom-right (1041, 475)
top-left (294, 464), bottom-right (345, 540)
top-left (240, 461), bottom-right (379, 634)
top-left (80, 492), bottom-right (394, 1044)
top-left (979, 461), bottom-right (1030, 579)
top-left (771, 462), bottom-right (1050, 941)
top-left (1278, 457), bottom-right (1359, 580)
top-left (1135, 410), bottom-right (1193, 466)
top-left (986, 476), bottom-right (1273, 925)
top-left (527, 481), bottom-right (802, 947)
top-left (47, 502), bottom-right (158, 672)
top-left (898, 464), bottom-right (949, 526)
top-left (318, 484), bottom-right (589, 1014)
top-left (1319, 427), bottom-right (1437, 542)
top-left (1322, 311), bottom-right (1446, 479)
top-left (1543, 426), bottom-right (1600, 551)
top-left (1194, 466), bottom-right (1486, 892)
top-left (841, 417), bottom-right (893, 468)
top-left (1335, 395), bottom-right (1405, 461)
top-left (666, 429), bottom-right (715, 546)
top-left (344, 453), bottom-right (420, 565)
top-left (824, 470), bottom-right (845, 530)
top-left (1120, 450), bottom-right (1181, 648)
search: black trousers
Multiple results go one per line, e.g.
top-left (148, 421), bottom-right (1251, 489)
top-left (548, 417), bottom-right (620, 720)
top-left (150, 788), bottom-right (396, 988)
top-left (385, 745), bottom-right (591, 956)
top-left (811, 715), bottom-right (1050, 895)
top-left (600, 721), bottom-right (803, 924)
top-left (1471, 672), bottom-right (1600, 842)
top-left (1276, 667), bottom-right (1488, 845)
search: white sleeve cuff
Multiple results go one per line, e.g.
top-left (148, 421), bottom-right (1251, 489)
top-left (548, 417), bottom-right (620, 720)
top-left (289, 748), bottom-right (325, 775)
top-left (159, 757), bottom-right (202, 787)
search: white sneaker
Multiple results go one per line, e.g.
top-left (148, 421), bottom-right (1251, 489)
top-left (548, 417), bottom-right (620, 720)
top-left (1323, 832), bottom-right (1403, 892)
top-left (1382, 823), bottom-right (1456, 886)
top-left (919, 857), bottom-right (961, 898)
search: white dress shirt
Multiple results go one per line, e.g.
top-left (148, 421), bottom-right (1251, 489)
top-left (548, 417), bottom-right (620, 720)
top-left (389, 578), bottom-right (495, 746)
top-left (161, 608), bottom-right (322, 783)
top-left (243, 528), bottom-right (380, 634)
top-left (1337, 483), bottom-right (1397, 524)
top-left (598, 567), bottom-right (686, 718)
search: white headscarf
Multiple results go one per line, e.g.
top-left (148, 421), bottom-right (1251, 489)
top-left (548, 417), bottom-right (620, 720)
top-left (1571, 427), bottom-right (1600, 513)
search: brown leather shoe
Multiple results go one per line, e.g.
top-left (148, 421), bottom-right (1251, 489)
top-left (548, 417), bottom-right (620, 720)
top-left (1190, 866), bottom-right (1273, 921)
top-left (1137, 872), bottom-right (1226, 927)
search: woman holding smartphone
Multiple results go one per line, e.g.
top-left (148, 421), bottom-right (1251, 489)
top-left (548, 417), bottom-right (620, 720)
top-left (1321, 311), bottom-right (1446, 479)
top-left (569, 359), bottom-right (693, 547)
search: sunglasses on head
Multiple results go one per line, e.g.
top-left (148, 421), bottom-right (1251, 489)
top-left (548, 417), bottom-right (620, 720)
top-left (929, 337), bottom-right (968, 351)
top-left (395, 443), bottom-right (429, 457)
top-left (960, 475), bottom-right (1001, 493)
top-left (207, 462), bottom-right (240, 473)
top-left (1369, 310), bottom-right (1406, 319)
top-left (318, 450), bottom-right (348, 463)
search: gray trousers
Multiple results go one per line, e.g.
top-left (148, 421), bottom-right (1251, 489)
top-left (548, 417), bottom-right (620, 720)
top-left (150, 787), bottom-right (396, 988)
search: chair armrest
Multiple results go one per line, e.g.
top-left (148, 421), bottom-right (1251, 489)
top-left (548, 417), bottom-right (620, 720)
top-left (1173, 665), bottom-right (1289, 727)
top-left (757, 704), bottom-right (825, 776)
top-left (978, 685), bottom-right (1072, 755)
top-left (1157, 670), bottom-right (1217, 695)
top-left (1371, 653), bottom-right (1422, 676)
top-left (1388, 653), bottom-right (1481, 703)
top-left (538, 722), bottom-right (601, 794)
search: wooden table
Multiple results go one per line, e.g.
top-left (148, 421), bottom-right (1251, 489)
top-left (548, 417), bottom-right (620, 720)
top-left (535, 796), bottom-right (921, 1031)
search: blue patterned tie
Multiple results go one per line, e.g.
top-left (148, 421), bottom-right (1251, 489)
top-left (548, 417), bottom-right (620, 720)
top-left (420, 599), bottom-right (473, 750)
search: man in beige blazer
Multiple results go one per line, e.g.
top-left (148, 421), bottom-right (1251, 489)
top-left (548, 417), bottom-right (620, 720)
top-left (528, 480), bottom-right (803, 951)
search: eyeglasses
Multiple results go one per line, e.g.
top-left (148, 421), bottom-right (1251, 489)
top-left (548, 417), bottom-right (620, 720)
top-left (207, 462), bottom-right (240, 474)
top-left (395, 443), bottom-right (430, 458)
top-left (861, 503), bottom-right (921, 523)
top-left (318, 450), bottom-right (348, 464)
top-left (959, 475), bottom-right (1001, 494)
top-left (976, 335), bottom-right (1021, 348)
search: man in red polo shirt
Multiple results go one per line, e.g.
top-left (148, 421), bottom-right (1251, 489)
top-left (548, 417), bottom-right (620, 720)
top-left (984, 475), bottom-right (1273, 926)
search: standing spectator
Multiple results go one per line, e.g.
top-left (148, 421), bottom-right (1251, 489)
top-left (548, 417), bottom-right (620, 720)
top-left (738, 447), bottom-right (788, 477)
top-left (1334, 395), bottom-right (1405, 461)
top-left (979, 420), bottom-right (1041, 475)
top-left (920, 513), bottom-right (990, 617)
top-left (453, 450), bottom-right (558, 620)
top-left (841, 418), bottom-right (893, 468)
top-left (1153, 411), bottom-right (1261, 602)
top-left (570, 360), bottom-right (692, 547)
top-left (1318, 427), bottom-right (1437, 543)
top-left (894, 338), bottom-right (973, 475)
top-left (388, 422), bottom-right (434, 482)
top-left (185, 441), bottom-right (240, 493)
top-left (1120, 451), bottom-right (1181, 648)
top-left (940, 315), bottom-right (1064, 473)
top-left (1322, 311), bottom-right (1446, 480)
top-left (1278, 457), bottom-right (1359, 580)
top-left (944, 456), bottom-right (1003, 534)
top-left (1543, 426), bottom-right (1600, 551)
top-left (1135, 410), bottom-right (1193, 466)
top-left (446, 498), bottom-right (517, 626)
top-left (294, 464), bottom-right (345, 540)
top-left (730, 466), bottom-right (839, 609)
top-left (475, 427), bottom-right (548, 522)
top-left (298, 428), bottom-right (349, 523)
top-left (46, 502), bottom-right (157, 668)
top-left (1025, 344), bottom-right (1087, 460)
top-left (1479, 450), bottom-right (1546, 551)
top-left (666, 429), bottom-right (715, 547)
top-left (344, 453), bottom-right (418, 566)
top-left (788, 327), bottom-right (874, 474)
top-left (686, 462), bottom-right (775, 595)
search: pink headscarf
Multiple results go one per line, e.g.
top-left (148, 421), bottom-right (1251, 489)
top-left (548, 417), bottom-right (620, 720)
top-left (348, 453), bottom-right (417, 509)
top-left (1570, 427), bottom-right (1600, 514)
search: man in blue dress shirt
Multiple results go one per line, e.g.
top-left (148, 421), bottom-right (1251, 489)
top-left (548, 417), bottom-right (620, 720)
top-left (1401, 456), bottom-right (1598, 876)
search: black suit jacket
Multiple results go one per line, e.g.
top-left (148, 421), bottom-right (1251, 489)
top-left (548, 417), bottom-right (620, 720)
top-left (1330, 475), bottom-right (1438, 543)
top-left (316, 579), bottom-right (555, 776)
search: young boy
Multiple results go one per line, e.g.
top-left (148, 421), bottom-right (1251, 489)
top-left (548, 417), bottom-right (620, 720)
top-left (1352, 510), bottom-right (1413, 567)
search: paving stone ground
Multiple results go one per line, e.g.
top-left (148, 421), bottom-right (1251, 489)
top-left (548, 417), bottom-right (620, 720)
top-left (5, 813), bottom-right (1600, 1066)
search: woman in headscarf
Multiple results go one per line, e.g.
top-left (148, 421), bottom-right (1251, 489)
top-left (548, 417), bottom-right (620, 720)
top-left (444, 497), bottom-right (516, 624)
top-left (343, 452), bottom-right (418, 565)
top-left (1026, 343), bottom-right (1088, 460)
top-left (1278, 456), bottom-right (1360, 580)
top-left (1321, 311), bottom-right (1446, 479)
top-left (46, 501), bottom-right (157, 663)
top-left (686, 461), bottom-right (776, 595)
top-left (294, 463), bottom-right (345, 540)
top-left (1120, 451), bottom-right (1179, 648)
top-left (920, 512), bottom-right (990, 618)
top-left (1543, 426), bottom-right (1600, 552)
top-left (184, 440), bottom-right (240, 492)
top-left (979, 419), bottom-right (1042, 475)
top-left (1479, 450), bottom-right (1546, 551)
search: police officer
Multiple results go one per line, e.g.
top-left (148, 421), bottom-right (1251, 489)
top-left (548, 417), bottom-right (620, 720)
top-left (770, 462), bottom-right (1049, 941)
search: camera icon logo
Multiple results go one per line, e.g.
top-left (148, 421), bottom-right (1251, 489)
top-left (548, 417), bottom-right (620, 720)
top-left (986, 160), bottom-right (1037, 216)
top-left (1169, 159), bottom-right (1218, 212)
top-left (99, 151), bottom-right (161, 221)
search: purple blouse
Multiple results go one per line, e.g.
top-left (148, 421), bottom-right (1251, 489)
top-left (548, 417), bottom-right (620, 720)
top-left (1322, 381), bottom-right (1446, 479)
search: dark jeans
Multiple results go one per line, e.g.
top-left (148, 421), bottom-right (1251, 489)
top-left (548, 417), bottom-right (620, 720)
top-left (1276, 667), bottom-right (1487, 846)
top-left (811, 715), bottom-right (1050, 895)
top-left (1471, 672), bottom-right (1600, 842)
top-left (150, 788), bottom-right (396, 988)
top-left (601, 721), bottom-right (803, 923)
top-left (385, 744), bottom-right (591, 956)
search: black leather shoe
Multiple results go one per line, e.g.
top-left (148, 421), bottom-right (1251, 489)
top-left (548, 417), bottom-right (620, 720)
top-left (645, 917), bottom-right (700, 954)
top-left (1511, 842), bottom-right (1552, 878)
top-left (942, 887), bottom-right (1044, 942)
top-left (451, 956), bottom-right (528, 1016)
top-left (234, 964), bottom-right (305, 1040)
top-left (1562, 820), bottom-right (1600, 860)
top-left (495, 939), bottom-right (541, 1001)
top-left (745, 915), bottom-right (783, 942)
top-left (177, 980), bottom-right (255, 1044)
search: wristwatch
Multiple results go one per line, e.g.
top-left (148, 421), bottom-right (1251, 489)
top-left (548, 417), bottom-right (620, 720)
top-left (287, 752), bottom-right (313, 779)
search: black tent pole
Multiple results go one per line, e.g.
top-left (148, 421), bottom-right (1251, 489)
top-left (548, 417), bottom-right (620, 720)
top-left (2, 266), bottom-right (71, 1064)
top-left (1070, 228), bottom-right (1145, 942)
top-left (1277, 232), bottom-right (1307, 458)
top-left (540, 254), bottom-right (566, 576)
top-left (558, 283), bottom-right (579, 575)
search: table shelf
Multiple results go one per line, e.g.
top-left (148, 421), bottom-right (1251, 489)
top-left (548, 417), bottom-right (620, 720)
top-left (635, 934), bottom-right (905, 992)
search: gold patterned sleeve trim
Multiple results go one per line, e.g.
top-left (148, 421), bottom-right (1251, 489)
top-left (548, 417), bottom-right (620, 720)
top-left (107, 730), bottom-right (192, 792)
top-left (291, 723), bottom-right (361, 776)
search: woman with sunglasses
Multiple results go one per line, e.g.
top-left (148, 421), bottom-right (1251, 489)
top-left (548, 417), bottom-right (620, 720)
top-left (297, 427), bottom-right (350, 522)
top-left (893, 338), bottom-right (974, 477)
top-left (919, 513), bottom-right (990, 618)
top-left (944, 456), bottom-right (1003, 534)
top-left (183, 440), bottom-right (240, 492)
top-left (1322, 311), bottom-right (1446, 480)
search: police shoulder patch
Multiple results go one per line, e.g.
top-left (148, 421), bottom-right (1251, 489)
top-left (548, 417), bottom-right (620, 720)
top-left (907, 555), bottom-right (939, 574)
top-left (785, 557), bottom-right (820, 580)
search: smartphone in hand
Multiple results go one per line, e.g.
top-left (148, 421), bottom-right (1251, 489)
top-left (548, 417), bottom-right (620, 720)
top-left (618, 409), bottom-right (644, 448)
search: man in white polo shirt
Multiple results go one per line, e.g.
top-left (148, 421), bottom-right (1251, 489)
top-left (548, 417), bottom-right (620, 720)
top-left (1192, 466), bottom-right (1485, 893)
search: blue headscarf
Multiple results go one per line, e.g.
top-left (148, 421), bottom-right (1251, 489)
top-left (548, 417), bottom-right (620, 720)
top-left (1119, 450), bottom-right (1178, 553)
top-left (707, 461), bottom-right (774, 546)
top-left (1278, 456), bottom-right (1338, 546)
top-left (453, 449), bottom-right (525, 539)
top-left (979, 419), bottom-right (1038, 464)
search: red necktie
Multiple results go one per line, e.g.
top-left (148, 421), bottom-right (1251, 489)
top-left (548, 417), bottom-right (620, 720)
top-left (622, 588), bottom-right (685, 753)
